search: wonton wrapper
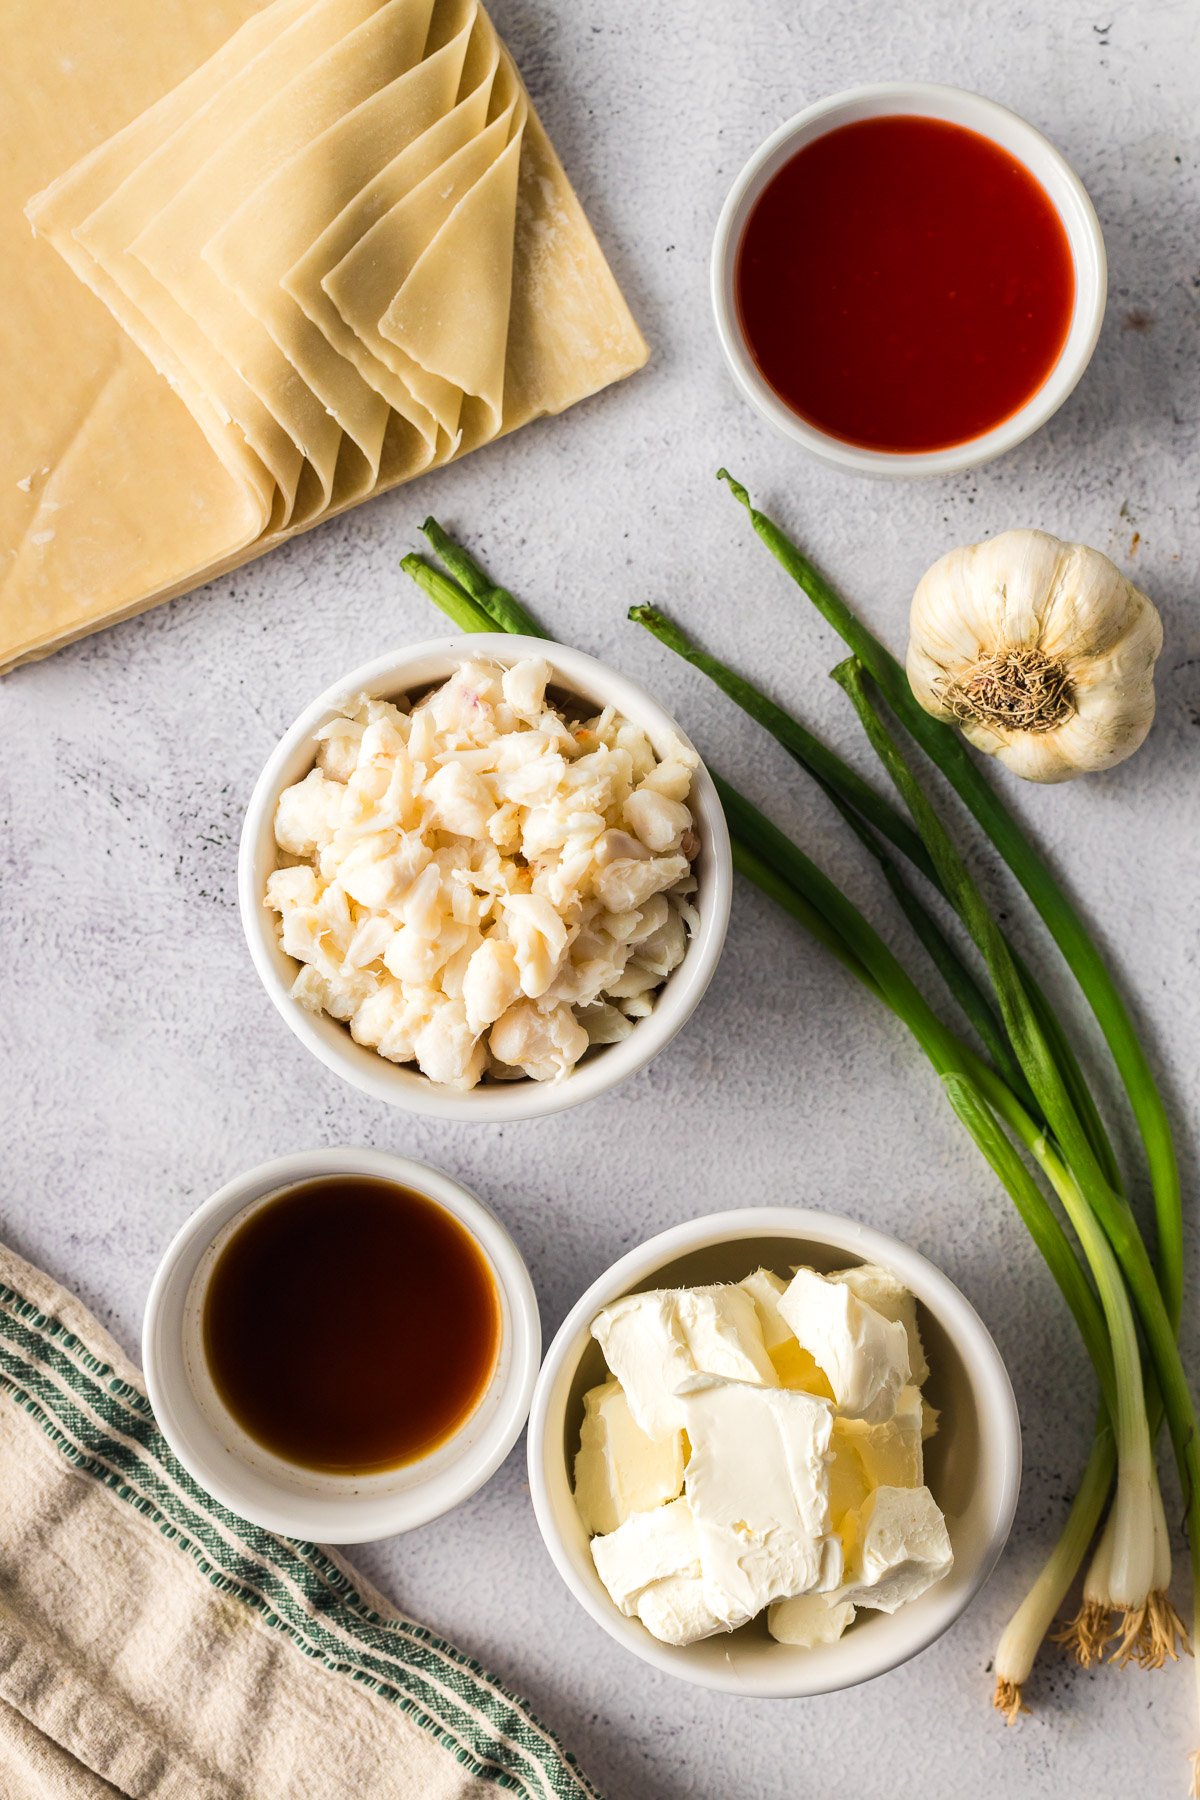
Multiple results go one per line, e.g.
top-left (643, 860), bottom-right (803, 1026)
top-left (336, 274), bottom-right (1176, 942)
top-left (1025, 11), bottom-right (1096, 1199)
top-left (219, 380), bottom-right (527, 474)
top-left (203, 9), bottom-right (478, 482)
top-left (4, 0), bottom-right (647, 673)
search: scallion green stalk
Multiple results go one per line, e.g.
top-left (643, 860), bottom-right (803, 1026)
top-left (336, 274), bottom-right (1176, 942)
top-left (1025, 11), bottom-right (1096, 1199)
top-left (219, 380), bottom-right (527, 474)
top-left (830, 654), bottom-right (1195, 1657)
top-left (628, 602), bottom-right (1107, 1178)
top-left (400, 552), bottom-right (494, 632)
top-left (402, 517), bottom-right (1198, 1772)
top-left (635, 502), bottom-right (1189, 1721)
top-left (419, 519), bottom-right (548, 639)
top-left (717, 469), bottom-right (1181, 1327)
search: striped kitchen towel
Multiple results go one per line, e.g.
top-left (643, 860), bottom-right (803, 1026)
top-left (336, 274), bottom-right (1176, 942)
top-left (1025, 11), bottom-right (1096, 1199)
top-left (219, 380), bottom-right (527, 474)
top-left (0, 1242), bottom-right (600, 1800)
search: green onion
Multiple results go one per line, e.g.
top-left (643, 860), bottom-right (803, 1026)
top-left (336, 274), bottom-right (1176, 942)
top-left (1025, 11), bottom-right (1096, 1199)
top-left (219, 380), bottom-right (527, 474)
top-left (717, 469), bottom-right (1181, 1328)
top-left (400, 552), bottom-right (494, 633)
top-left (831, 654), bottom-right (1197, 1646)
top-left (714, 476), bottom-right (1194, 1732)
top-left (402, 513), bottom-right (1198, 1771)
top-left (419, 519), bottom-right (548, 638)
top-left (628, 600), bottom-right (1116, 1189)
top-left (630, 603), bottom-right (935, 878)
top-left (995, 1416), bottom-right (1117, 1715)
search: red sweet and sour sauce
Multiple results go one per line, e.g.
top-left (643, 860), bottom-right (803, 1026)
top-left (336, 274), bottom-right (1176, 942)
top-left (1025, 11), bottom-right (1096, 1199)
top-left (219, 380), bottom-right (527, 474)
top-left (735, 115), bottom-right (1075, 453)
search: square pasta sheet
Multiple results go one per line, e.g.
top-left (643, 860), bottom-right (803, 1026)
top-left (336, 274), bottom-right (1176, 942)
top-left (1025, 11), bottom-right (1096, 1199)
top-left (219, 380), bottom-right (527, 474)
top-left (4, 0), bottom-right (647, 673)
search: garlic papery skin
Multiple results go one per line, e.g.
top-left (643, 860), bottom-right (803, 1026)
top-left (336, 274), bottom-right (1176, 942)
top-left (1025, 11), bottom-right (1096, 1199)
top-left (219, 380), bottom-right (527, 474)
top-left (907, 529), bottom-right (1163, 784)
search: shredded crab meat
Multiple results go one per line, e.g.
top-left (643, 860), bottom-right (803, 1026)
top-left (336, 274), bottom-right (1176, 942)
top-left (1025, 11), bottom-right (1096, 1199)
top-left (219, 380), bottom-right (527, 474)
top-left (265, 657), bottom-right (700, 1089)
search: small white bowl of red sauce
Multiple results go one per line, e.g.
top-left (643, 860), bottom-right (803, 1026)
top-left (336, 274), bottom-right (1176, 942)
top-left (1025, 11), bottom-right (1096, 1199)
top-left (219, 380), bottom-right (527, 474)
top-left (712, 83), bottom-right (1106, 476)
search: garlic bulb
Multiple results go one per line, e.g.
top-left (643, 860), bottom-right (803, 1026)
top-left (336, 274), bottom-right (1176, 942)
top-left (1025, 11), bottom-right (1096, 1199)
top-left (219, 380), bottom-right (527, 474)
top-left (906, 529), bottom-right (1163, 784)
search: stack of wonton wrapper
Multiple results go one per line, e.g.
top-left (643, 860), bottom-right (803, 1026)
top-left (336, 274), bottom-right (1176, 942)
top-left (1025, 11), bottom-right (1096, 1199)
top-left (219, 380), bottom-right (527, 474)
top-left (2, 0), bottom-right (647, 674)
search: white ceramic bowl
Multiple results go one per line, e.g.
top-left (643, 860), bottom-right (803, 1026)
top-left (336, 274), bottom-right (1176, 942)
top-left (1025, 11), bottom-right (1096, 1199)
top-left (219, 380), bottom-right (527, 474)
top-left (144, 1148), bottom-right (541, 1542)
top-left (712, 82), bottom-right (1107, 477)
top-left (239, 635), bottom-right (732, 1122)
top-left (528, 1207), bottom-right (1021, 1696)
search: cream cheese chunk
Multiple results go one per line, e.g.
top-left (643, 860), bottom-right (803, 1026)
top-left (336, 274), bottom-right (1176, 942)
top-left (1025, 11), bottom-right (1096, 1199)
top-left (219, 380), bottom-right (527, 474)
top-left (678, 1377), bottom-right (843, 1621)
top-left (738, 1268), bottom-right (793, 1348)
top-left (590, 1286), bottom-right (776, 1441)
top-left (581, 1266), bottom-right (951, 1651)
top-left (779, 1267), bottom-right (910, 1425)
top-left (589, 1497), bottom-right (700, 1616)
top-left (633, 1575), bottom-right (742, 1647)
top-left (829, 1262), bottom-right (930, 1386)
top-left (837, 1383), bottom-right (924, 1491)
top-left (573, 1378), bottom-right (685, 1535)
top-left (840, 1484), bottom-right (953, 1613)
top-left (767, 1591), bottom-right (857, 1647)
top-left (740, 1271), bottom-right (837, 1395)
top-left (826, 1426), bottom-right (873, 1527)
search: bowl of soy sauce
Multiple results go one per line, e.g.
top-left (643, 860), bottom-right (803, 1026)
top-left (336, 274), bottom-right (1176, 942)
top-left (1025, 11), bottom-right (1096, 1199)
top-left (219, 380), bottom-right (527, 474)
top-left (144, 1149), bottom-right (540, 1541)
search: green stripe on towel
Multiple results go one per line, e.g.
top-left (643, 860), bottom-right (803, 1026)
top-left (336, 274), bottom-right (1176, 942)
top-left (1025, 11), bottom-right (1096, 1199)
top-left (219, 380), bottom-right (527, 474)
top-left (0, 1276), bottom-right (600, 1800)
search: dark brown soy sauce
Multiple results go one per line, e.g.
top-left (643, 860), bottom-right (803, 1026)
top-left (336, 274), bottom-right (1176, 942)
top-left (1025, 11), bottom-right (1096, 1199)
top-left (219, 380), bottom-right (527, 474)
top-left (203, 1177), bottom-right (501, 1474)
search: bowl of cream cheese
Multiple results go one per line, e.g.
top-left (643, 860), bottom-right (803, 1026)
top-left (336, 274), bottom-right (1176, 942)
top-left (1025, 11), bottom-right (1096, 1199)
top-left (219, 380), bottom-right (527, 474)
top-left (527, 1207), bottom-right (1020, 1696)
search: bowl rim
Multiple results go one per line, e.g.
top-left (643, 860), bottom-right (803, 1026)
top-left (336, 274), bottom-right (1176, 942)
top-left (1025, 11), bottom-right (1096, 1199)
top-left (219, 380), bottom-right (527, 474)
top-left (143, 1148), bottom-right (541, 1542)
top-left (237, 634), bottom-right (733, 1122)
top-left (710, 80), bottom-right (1108, 479)
top-left (527, 1205), bottom-right (1022, 1697)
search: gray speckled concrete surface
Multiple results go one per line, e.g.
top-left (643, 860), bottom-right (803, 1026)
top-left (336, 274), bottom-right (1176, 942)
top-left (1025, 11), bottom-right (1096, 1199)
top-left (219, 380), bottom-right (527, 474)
top-left (3, 0), bottom-right (1199, 1793)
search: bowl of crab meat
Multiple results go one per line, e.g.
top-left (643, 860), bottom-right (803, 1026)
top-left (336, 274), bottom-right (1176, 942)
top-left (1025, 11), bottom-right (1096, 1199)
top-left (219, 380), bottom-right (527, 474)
top-left (238, 636), bottom-right (732, 1121)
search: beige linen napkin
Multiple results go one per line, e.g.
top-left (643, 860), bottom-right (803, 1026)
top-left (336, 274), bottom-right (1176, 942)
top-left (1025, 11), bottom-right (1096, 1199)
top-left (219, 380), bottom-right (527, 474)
top-left (0, 1243), bottom-right (600, 1800)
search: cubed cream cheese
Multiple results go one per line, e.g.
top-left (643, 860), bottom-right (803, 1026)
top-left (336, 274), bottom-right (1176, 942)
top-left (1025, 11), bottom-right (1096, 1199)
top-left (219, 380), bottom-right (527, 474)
top-left (678, 1377), bottom-right (843, 1620)
top-left (840, 1484), bottom-right (953, 1613)
top-left (767, 1591), bottom-right (857, 1647)
top-left (738, 1268), bottom-right (793, 1348)
top-left (826, 1427), bottom-right (873, 1528)
top-left (837, 1384), bottom-right (924, 1491)
top-left (739, 1270), bottom-right (836, 1396)
top-left (768, 1339), bottom-right (836, 1400)
top-left (590, 1497), bottom-right (701, 1616)
top-left (829, 1262), bottom-right (930, 1386)
top-left (573, 1378), bottom-right (685, 1535)
top-left (779, 1267), bottom-right (910, 1424)
top-left (634, 1575), bottom-right (744, 1646)
top-left (591, 1285), bottom-right (776, 1440)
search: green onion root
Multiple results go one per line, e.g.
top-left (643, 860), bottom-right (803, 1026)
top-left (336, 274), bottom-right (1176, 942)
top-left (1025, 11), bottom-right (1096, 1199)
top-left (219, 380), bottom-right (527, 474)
top-left (1110, 1467), bottom-right (1192, 1671)
top-left (994, 1417), bottom-right (1116, 1717)
top-left (1055, 1502), bottom-right (1118, 1666)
